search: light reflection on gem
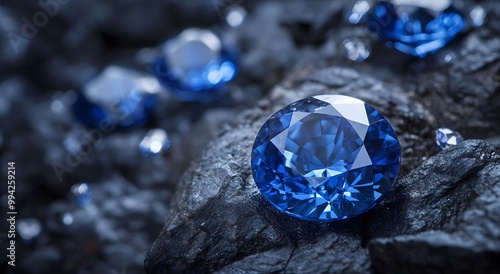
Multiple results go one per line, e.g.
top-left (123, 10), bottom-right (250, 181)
top-left (343, 37), bottom-right (371, 62)
top-left (139, 129), bottom-right (171, 158)
top-left (62, 212), bottom-right (74, 226)
top-left (443, 53), bottom-right (454, 64)
top-left (346, 0), bottom-right (372, 25)
top-left (226, 6), bottom-right (246, 27)
top-left (470, 5), bottom-right (486, 28)
top-left (50, 99), bottom-right (64, 113)
top-left (72, 66), bottom-right (158, 129)
top-left (18, 218), bottom-right (42, 244)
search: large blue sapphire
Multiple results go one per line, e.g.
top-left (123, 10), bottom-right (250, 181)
top-left (366, 0), bottom-right (465, 57)
top-left (251, 95), bottom-right (401, 221)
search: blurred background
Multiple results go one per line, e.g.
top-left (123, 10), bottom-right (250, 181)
top-left (0, 0), bottom-right (498, 273)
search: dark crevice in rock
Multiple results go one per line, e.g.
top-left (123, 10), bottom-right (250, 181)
top-left (282, 245), bottom-right (296, 273)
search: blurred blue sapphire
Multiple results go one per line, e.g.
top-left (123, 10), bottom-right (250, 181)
top-left (366, 0), bottom-right (465, 58)
top-left (139, 129), bottom-right (171, 158)
top-left (70, 183), bottom-right (93, 207)
top-left (151, 28), bottom-right (238, 102)
top-left (72, 66), bottom-right (159, 130)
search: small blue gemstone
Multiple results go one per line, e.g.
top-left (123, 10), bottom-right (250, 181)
top-left (70, 183), bottom-right (93, 207)
top-left (251, 95), bottom-right (401, 221)
top-left (72, 66), bottom-right (158, 129)
top-left (151, 28), bottom-right (238, 102)
top-left (366, 0), bottom-right (465, 57)
top-left (139, 129), bottom-right (171, 158)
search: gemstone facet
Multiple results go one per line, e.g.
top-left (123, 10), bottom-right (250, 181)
top-left (366, 0), bottom-right (465, 57)
top-left (151, 28), bottom-right (238, 102)
top-left (251, 95), bottom-right (401, 221)
top-left (435, 128), bottom-right (464, 149)
top-left (72, 66), bottom-right (158, 129)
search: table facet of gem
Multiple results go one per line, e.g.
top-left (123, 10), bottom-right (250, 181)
top-left (251, 95), bottom-right (401, 221)
top-left (366, 0), bottom-right (466, 58)
top-left (72, 66), bottom-right (159, 129)
top-left (151, 28), bottom-right (238, 102)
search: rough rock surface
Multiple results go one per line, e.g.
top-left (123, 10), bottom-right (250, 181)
top-left (145, 68), bottom-right (500, 273)
top-left (369, 142), bottom-right (500, 273)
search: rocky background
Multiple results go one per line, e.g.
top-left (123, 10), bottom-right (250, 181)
top-left (0, 0), bottom-right (499, 273)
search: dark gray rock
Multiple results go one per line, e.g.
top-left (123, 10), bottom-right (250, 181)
top-left (146, 130), bottom-right (499, 273)
top-left (365, 140), bottom-right (500, 240)
top-left (144, 58), bottom-right (499, 273)
top-left (369, 142), bottom-right (500, 274)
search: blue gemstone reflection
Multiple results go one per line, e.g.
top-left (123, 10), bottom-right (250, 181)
top-left (366, 0), bottom-right (465, 57)
top-left (151, 28), bottom-right (238, 102)
top-left (72, 66), bottom-right (158, 129)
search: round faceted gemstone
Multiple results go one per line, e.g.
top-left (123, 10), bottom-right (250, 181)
top-left (251, 95), bottom-right (401, 221)
top-left (366, 0), bottom-right (465, 57)
top-left (72, 66), bottom-right (158, 129)
top-left (151, 28), bottom-right (238, 102)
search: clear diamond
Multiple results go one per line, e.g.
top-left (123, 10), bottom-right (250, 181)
top-left (151, 28), bottom-right (238, 102)
top-left (72, 66), bottom-right (158, 129)
top-left (435, 128), bottom-right (464, 149)
top-left (366, 0), bottom-right (466, 57)
top-left (251, 95), bottom-right (401, 221)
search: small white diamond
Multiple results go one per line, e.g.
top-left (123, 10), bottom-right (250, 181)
top-left (435, 128), bottom-right (464, 149)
